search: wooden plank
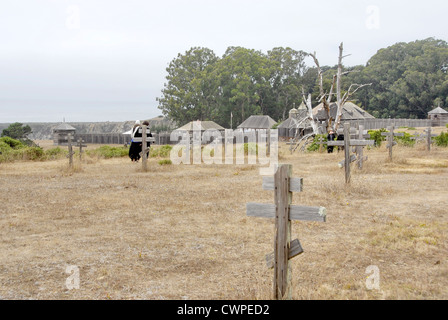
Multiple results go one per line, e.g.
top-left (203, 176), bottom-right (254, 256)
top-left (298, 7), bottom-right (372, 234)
top-left (142, 125), bottom-right (148, 171)
top-left (246, 203), bottom-right (276, 218)
top-left (326, 141), bottom-right (344, 146)
top-left (273, 164), bottom-right (291, 300)
top-left (246, 203), bottom-right (326, 222)
top-left (266, 239), bottom-right (303, 269)
top-left (327, 140), bottom-right (374, 146)
top-left (262, 177), bottom-right (303, 192)
top-left (338, 154), bottom-right (357, 168)
top-left (290, 205), bottom-right (327, 222)
top-left (344, 122), bottom-right (351, 184)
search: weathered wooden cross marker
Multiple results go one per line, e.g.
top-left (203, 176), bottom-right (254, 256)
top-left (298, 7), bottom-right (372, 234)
top-left (138, 125), bottom-right (155, 171)
top-left (77, 138), bottom-right (87, 161)
top-left (354, 125), bottom-right (370, 169)
top-left (412, 128), bottom-right (437, 151)
top-left (423, 127), bottom-right (437, 151)
top-left (327, 122), bottom-right (374, 183)
top-left (381, 126), bottom-right (404, 161)
top-left (140, 125), bottom-right (149, 171)
top-left (66, 133), bottom-right (75, 168)
top-left (246, 164), bottom-right (326, 300)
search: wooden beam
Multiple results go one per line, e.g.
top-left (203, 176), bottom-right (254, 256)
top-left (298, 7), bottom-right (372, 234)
top-left (273, 164), bottom-right (291, 300)
top-left (246, 203), bottom-right (326, 222)
top-left (262, 177), bottom-right (303, 192)
top-left (266, 239), bottom-right (303, 269)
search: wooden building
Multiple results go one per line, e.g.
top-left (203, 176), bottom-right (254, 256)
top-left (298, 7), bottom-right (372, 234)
top-left (237, 115), bottom-right (277, 130)
top-left (53, 122), bottom-right (76, 146)
top-left (428, 106), bottom-right (448, 126)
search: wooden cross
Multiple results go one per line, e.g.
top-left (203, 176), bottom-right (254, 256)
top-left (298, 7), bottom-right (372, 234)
top-left (77, 138), bottom-right (87, 161)
top-left (246, 164), bottom-right (326, 300)
top-left (138, 125), bottom-right (156, 171)
top-left (423, 127), bottom-right (437, 151)
top-left (327, 122), bottom-right (374, 183)
top-left (354, 125), bottom-right (369, 169)
top-left (411, 132), bottom-right (425, 143)
top-left (66, 134), bottom-right (75, 168)
top-left (381, 126), bottom-right (404, 161)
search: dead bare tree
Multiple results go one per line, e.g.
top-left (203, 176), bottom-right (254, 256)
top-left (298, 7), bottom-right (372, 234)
top-left (289, 42), bottom-right (371, 153)
top-left (311, 42), bottom-right (372, 133)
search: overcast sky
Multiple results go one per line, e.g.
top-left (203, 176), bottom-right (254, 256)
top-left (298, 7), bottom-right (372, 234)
top-left (0, 0), bottom-right (447, 123)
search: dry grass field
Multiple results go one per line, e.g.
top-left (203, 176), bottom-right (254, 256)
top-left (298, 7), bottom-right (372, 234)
top-left (1, 132), bottom-right (447, 300)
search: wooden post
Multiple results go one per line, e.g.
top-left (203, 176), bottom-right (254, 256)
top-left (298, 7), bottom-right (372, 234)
top-left (327, 123), bottom-right (374, 183)
top-left (246, 164), bottom-right (326, 300)
top-left (274, 164), bottom-right (291, 299)
top-left (423, 127), bottom-right (437, 152)
top-left (356, 125), bottom-right (368, 169)
top-left (77, 138), bottom-right (87, 161)
top-left (381, 126), bottom-right (404, 161)
top-left (67, 134), bottom-right (75, 169)
top-left (141, 125), bottom-right (148, 171)
top-left (343, 122), bottom-right (351, 183)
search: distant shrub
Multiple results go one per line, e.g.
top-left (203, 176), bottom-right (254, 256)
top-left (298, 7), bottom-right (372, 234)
top-left (158, 159), bottom-right (172, 165)
top-left (150, 145), bottom-right (173, 158)
top-left (307, 134), bottom-right (327, 152)
top-left (44, 147), bottom-right (67, 160)
top-left (0, 137), bottom-right (26, 149)
top-left (87, 145), bottom-right (129, 158)
top-left (368, 129), bottom-right (387, 147)
top-left (434, 131), bottom-right (448, 147)
top-left (396, 132), bottom-right (415, 147)
top-left (21, 147), bottom-right (45, 161)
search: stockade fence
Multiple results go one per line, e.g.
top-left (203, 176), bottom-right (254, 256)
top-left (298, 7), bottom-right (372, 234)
top-left (279, 118), bottom-right (436, 139)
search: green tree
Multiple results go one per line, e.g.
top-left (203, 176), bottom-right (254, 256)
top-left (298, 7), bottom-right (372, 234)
top-left (357, 38), bottom-right (448, 118)
top-left (267, 47), bottom-right (308, 120)
top-left (1, 122), bottom-right (32, 143)
top-left (157, 47), bottom-right (219, 126)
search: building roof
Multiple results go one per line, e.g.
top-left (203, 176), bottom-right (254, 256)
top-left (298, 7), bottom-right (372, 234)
top-left (176, 120), bottom-right (225, 131)
top-left (53, 123), bottom-right (76, 131)
top-left (313, 102), bottom-right (375, 120)
top-left (428, 106), bottom-right (448, 114)
top-left (277, 116), bottom-right (311, 129)
top-left (237, 115), bottom-right (277, 129)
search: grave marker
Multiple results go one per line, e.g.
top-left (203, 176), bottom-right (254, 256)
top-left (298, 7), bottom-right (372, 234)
top-left (77, 138), bottom-right (87, 161)
top-left (381, 126), bottom-right (404, 161)
top-left (327, 122), bottom-right (374, 183)
top-left (66, 134), bottom-right (75, 168)
top-left (423, 127), bottom-right (437, 151)
top-left (246, 164), bottom-right (326, 299)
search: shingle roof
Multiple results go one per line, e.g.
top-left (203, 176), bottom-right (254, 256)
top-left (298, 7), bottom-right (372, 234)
top-left (313, 102), bottom-right (375, 120)
top-left (176, 120), bottom-right (225, 131)
top-left (237, 115), bottom-right (277, 129)
top-left (428, 106), bottom-right (448, 114)
top-left (53, 123), bottom-right (76, 131)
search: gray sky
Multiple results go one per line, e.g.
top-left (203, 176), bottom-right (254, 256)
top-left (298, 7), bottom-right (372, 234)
top-left (0, 0), bottom-right (447, 123)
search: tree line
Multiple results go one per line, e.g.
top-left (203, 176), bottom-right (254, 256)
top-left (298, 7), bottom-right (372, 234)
top-left (157, 38), bottom-right (448, 128)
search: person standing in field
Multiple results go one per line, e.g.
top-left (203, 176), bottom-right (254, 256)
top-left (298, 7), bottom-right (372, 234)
top-left (129, 120), bottom-right (153, 162)
top-left (327, 129), bottom-right (336, 153)
top-left (129, 120), bottom-right (141, 162)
